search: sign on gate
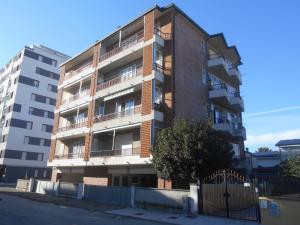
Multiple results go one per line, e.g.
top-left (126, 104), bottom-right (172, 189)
top-left (199, 169), bottom-right (261, 222)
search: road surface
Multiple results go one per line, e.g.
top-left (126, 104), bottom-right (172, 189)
top-left (0, 193), bottom-right (165, 225)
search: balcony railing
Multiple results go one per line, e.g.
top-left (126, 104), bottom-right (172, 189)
top-left (64, 62), bottom-right (93, 80)
top-left (99, 32), bottom-right (144, 62)
top-left (96, 67), bottom-right (143, 91)
top-left (54, 152), bottom-right (84, 160)
top-left (57, 119), bottom-right (88, 132)
top-left (209, 83), bottom-right (227, 91)
top-left (90, 147), bottom-right (141, 158)
top-left (94, 105), bottom-right (142, 123)
top-left (61, 89), bottom-right (90, 105)
top-left (153, 27), bottom-right (172, 40)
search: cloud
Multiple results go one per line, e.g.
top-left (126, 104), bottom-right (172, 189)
top-left (246, 129), bottom-right (300, 147)
top-left (245, 106), bottom-right (300, 117)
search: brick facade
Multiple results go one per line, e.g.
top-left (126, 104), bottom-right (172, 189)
top-left (144, 11), bottom-right (154, 41)
top-left (140, 120), bottom-right (151, 157)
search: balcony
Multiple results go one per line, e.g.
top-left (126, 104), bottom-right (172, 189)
top-left (62, 62), bottom-right (94, 86)
top-left (209, 84), bottom-right (231, 108)
top-left (56, 119), bottom-right (89, 139)
top-left (208, 55), bottom-right (230, 81)
top-left (90, 147), bottom-right (141, 158)
top-left (98, 28), bottom-right (167, 70)
top-left (60, 89), bottom-right (90, 112)
top-left (213, 121), bottom-right (246, 140)
top-left (230, 92), bottom-right (245, 112)
top-left (228, 66), bottom-right (242, 85)
top-left (54, 152), bottom-right (84, 160)
top-left (213, 122), bottom-right (232, 135)
top-left (95, 67), bottom-right (143, 98)
top-left (92, 105), bottom-right (142, 131)
top-left (232, 126), bottom-right (246, 140)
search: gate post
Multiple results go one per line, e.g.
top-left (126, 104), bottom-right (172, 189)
top-left (197, 179), bottom-right (203, 214)
top-left (224, 170), bottom-right (230, 218)
top-left (189, 184), bottom-right (198, 215)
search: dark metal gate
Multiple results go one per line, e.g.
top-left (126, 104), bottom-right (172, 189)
top-left (199, 169), bottom-right (261, 222)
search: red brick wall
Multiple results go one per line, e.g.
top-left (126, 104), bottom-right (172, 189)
top-left (58, 65), bottom-right (65, 85)
top-left (143, 44), bottom-right (153, 76)
top-left (83, 133), bottom-right (92, 161)
top-left (144, 11), bottom-right (154, 41)
top-left (141, 80), bottom-right (152, 115)
top-left (48, 139), bottom-right (56, 162)
top-left (140, 120), bottom-right (151, 157)
top-left (157, 178), bottom-right (172, 189)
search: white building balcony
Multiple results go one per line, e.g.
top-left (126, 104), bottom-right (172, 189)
top-left (56, 119), bottom-right (89, 139)
top-left (59, 90), bottom-right (91, 112)
top-left (90, 147), bottom-right (141, 158)
top-left (62, 62), bottom-right (94, 87)
top-left (209, 84), bottom-right (232, 109)
top-left (92, 105), bottom-right (142, 131)
top-left (230, 93), bottom-right (245, 112)
top-left (228, 66), bottom-right (242, 85)
top-left (98, 29), bottom-right (165, 70)
top-left (232, 126), bottom-right (247, 140)
top-left (208, 56), bottom-right (230, 81)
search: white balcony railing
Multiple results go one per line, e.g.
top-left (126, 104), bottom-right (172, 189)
top-left (57, 119), bottom-right (88, 132)
top-left (93, 105), bottom-right (142, 123)
top-left (90, 147), bottom-right (141, 158)
top-left (64, 62), bottom-right (93, 80)
top-left (61, 89), bottom-right (90, 105)
top-left (54, 151), bottom-right (84, 160)
top-left (96, 67), bottom-right (143, 91)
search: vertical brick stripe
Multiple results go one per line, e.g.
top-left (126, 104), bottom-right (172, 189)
top-left (55, 88), bottom-right (63, 109)
top-left (90, 72), bottom-right (97, 97)
top-left (144, 11), bottom-right (154, 41)
top-left (52, 113), bottom-right (59, 134)
top-left (142, 80), bottom-right (152, 115)
top-left (58, 65), bottom-right (65, 85)
top-left (48, 139), bottom-right (57, 162)
top-left (140, 120), bottom-right (151, 157)
top-left (143, 44), bottom-right (153, 76)
top-left (93, 43), bottom-right (101, 67)
top-left (83, 133), bottom-right (92, 161)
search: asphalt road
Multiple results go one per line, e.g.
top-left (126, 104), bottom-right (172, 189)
top-left (0, 193), bottom-right (165, 225)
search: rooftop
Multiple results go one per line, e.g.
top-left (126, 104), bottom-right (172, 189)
top-left (275, 139), bottom-right (300, 147)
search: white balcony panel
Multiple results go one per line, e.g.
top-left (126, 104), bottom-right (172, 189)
top-left (230, 96), bottom-right (245, 112)
top-left (59, 95), bottom-right (91, 112)
top-left (229, 68), bottom-right (242, 85)
top-left (56, 127), bottom-right (89, 139)
top-left (61, 66), bottom-right (94, 88)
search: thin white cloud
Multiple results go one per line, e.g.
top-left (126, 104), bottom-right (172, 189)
top-left (246, 129), bottom-right (300, 146)
top-left (245, 106), bottom-right (300, 117)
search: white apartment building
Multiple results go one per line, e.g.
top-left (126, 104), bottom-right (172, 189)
top-left (0, 45), bottom-right (69, 182)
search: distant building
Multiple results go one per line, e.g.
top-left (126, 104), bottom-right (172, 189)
top-left (0, 45), bottom-right (69, 182)
top-left (246, 139), bottom-right (300, 177)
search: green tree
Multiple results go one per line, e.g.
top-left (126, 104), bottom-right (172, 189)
top-left (151, 118), bottom-right (234, 183)
top-left (280, 155), bottom-right (300, 178)
top-left (257, 147), bottom-right (272, 153)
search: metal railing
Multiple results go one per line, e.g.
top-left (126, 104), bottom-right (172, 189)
top-left (96, 67), bottom-right (143, 91)
top-left (153, 27), bottom-right (172, 40)
top-left (93, 105), bottom-right (142, 123)
top-left (210, 83), bottom-right (227, 90)
top-left (57, 119), bottom-right (88, 132)
top-left (99, 32), bottom-right (144, 62)
top-left (54, 152), bottom-right (84, 160)
top-left (64, 62), bottom-right (93, 80)
top-left (61, 89), bottom-right (90, 105)
top-left (90, 147), bottom-right (141, 158)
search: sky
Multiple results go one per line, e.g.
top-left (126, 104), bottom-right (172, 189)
top-left (1, 0), bottom-right (300, 152)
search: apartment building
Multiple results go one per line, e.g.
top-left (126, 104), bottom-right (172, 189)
top-left (0, 45), bottom-right (69, 182)
top-left (48, 4), bottom-right (246, 188)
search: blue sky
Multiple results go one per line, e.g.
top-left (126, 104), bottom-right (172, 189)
top-left (1, 0), bottom-right (300, 151)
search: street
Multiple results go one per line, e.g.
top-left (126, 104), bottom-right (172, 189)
top-left (0, 193), bottom-right (165, 225)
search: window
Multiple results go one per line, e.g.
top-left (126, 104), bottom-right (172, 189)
top-left (28, 107), bottom-right (54, 119)
top-left (43, 170), bottom-right (47, 178)
top-left (31, 93), bottom-right (56, 105)
top-left (9, 118), bottom-right (33, 130)
top-left (1, 135), bottom-right (6, 143)
top-left (34, 170), bottom-right (38, 178)
top-left (13, 103), bottom-right (21, 112)
top-left (36, 67), bottom-right (59, 80)
top-left (18, 75), bottom-right (39, 87)
top-left (21, 152), bottom-right (26, 160)
top-left (47, 84), bottom-right (57, 93)
top-left (42, 124), bottom-right (53, 133)
top-left (38, 153), bottom-right (43, 161)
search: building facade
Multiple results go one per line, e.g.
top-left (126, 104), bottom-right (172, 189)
top-left (0, 45), bottom-right (69, 182)
top-left (48, 4), bottom-right (246, 188)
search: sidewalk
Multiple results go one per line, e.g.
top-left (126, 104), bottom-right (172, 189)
top-left (0, 186), bottom-right (121, 212)
top-left (106, 208), bottom-right (260, 225)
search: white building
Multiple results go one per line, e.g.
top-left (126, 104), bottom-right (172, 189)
top-left (0, 45), bottom-right (69, 182)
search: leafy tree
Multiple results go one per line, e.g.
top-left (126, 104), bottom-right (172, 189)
top-left (257, 147), bottom-right (272, 153)
top-left (151, 118), bottom-right (234, 183)
top-left (280, 155), bottom-right (300, 178)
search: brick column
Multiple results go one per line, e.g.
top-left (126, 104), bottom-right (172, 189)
top-left (157, 178), bottom-right (172, 189)
top-left (48, 139), bottom-right (57, 162)
top-left (58, 65), bottom-right (65, 85)
top-left (144, 11), bottom-right (154, 41)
